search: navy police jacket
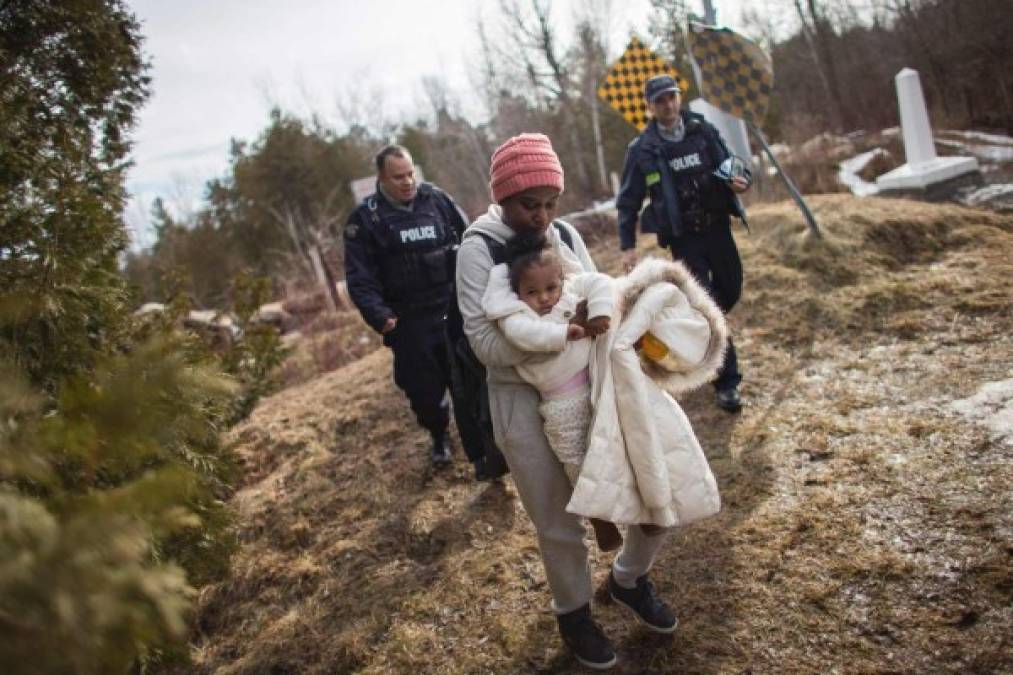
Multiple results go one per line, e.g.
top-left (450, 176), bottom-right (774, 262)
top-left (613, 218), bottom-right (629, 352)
top-left (616, 112), bottom-right (749, 250)
top-left (343, 182), bottom-right (467, 333)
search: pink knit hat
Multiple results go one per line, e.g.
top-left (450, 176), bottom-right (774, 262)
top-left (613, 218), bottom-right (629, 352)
top-left (489, 133), bottom-right (564, 203)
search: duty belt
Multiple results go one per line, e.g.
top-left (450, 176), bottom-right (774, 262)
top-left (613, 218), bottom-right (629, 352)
top-left (684, 210), bottom-right (727, 233)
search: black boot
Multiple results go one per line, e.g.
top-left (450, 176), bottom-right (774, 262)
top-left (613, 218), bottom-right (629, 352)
top-left (556, 604), bottom-right (616, 670)
top-left (430, 430), bottom-right (451, 467)
top-left (716, 386), bottom-right (742, 413)
top-left (474, 447), bottom-right (509, 482)
top-left (473, 457), bottom-right (490, 481)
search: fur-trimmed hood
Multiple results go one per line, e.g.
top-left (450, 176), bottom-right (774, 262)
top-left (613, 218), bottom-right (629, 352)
top-left (566, 256), bottom-right (725, 527)
top-left (616, 257), bottom-right (728, 395)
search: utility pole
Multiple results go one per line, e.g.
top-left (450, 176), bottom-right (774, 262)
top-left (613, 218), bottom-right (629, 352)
top-left (701, 0), bottom-right (717, 25)
top-left (695, 0), bottom-right (822, 238)
top-left (591, 91), bottom-right (609, 194)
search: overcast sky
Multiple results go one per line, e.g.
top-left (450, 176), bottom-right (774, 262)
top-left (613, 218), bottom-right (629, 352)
top-left (124, 0), bottom-right (752, 247)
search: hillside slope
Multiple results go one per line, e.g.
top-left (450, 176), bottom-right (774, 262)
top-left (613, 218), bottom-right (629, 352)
top-left (192, 196), bottom-right (1012, 674)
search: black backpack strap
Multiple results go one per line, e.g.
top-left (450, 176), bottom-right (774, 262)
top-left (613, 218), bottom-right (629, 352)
top-left (475, 224), bottom-right (573, 262)
top-left (475, 231), bottom-right (507, 265)
top-left (472, 224), bottom-right (573, 269)
top-left (552, 220), bottom-right (574, 251)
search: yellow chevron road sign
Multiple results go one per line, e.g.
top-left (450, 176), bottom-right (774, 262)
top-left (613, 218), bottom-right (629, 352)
top-left (687, 22), bottom-right (773, 124)
top-left (598, 36), bottom-right (689, 131)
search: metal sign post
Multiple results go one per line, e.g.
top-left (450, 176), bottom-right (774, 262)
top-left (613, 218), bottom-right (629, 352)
top-left (746, 121), bottom-right (821, 238)
top-left (687, 22), bottom-right (822, 238)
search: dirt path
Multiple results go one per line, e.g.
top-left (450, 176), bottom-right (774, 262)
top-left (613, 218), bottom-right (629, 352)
top-left (192, 197), bottom-right (1012, 674)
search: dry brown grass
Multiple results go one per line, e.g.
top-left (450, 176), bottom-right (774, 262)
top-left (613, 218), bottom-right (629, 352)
top-left (278, 307), bottom-right (382, 388)
top-left (856, 150), bottom-right (901, 183)
top-left (189, 196), bottom-right (1013, 674)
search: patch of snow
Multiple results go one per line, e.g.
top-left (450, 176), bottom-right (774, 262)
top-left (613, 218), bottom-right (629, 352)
top-left (941, 129), bottom-right (1013, 146)
top-left (838, 148), bottom-right (886, 197)
top-left (561, 199), bottom-right (617, 222)
top-left (768, 143), bottom-right (791, 158)
top-left (936, 138), bottom-right (1013, 163)
top-left (882, 127), bottom-right (900, 137)
top-left (799, 132), bottom-right (855, 161)
top-left (136, 302), bottom-right (165, 315)
top-left (949, 379), bottom-right (1013, 447)
top-left (960, 183), bottom-right (1013, 208)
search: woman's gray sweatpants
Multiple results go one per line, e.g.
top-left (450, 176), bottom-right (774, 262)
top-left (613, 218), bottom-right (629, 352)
top-left (490, 381), bottom-right (669, 613)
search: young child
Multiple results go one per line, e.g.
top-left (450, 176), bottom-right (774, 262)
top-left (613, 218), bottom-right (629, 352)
top-left (482, 232), bottom-right (625, 551)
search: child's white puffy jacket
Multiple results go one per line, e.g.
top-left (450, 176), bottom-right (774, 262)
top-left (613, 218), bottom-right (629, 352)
top-left (569, 257), bottom-right (728, 528)
top-left (481, 266), bottom-right (614, 394)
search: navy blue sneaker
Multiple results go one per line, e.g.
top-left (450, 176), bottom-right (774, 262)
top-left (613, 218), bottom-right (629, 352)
top-left (608, 571), bottom-right (678, 634)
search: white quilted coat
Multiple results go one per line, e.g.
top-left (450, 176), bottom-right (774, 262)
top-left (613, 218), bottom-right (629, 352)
top-left (567, 257), bottom-right (728, 528)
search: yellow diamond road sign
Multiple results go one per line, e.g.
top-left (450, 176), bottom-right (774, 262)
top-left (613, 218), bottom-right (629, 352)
top-left (598, 36), bottom-right (689, 131)
top-left (687, 22), bottom-right (773, 124)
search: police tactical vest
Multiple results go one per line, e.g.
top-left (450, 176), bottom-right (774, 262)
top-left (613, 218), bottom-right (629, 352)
top-left (658, 127), bottom-right (728, 221)
top-left (364, 185), bottom-right (457, 311)
top-left (637, 117), bottom-right (738, 241)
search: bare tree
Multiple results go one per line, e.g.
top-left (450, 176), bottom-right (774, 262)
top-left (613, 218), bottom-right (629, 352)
top-left (492, 0), bottom-right (594, 194)
top-left (575, 19), bottom-right (610, 193)
top-left (470, 13), bottom-right (505, 121)
top-left (412, 75), bottom-right (494, 215)
top-left (333, 71), bottom-right (395, 138)
top-left (421, 75), bottom-right (452, 123)
top-left (740, 0), bottom-right (790, 52)
top-left (267, 188), bottom-right (344, 312)
top-left (647, 0), bottom-right (694, 89)
top-left (792, 0), bottom-right (851, 131)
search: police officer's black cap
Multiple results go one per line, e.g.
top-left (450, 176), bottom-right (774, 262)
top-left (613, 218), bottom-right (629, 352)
top-left (644, 74), bottom-right (681, 103)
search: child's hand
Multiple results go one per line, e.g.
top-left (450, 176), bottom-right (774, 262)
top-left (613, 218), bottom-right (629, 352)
top-left (566, 324), bottom-right (586, 341)
top-left (583, 315), bottom-right (611, 337)
top-left (570, 299), bottom-right (588, 326)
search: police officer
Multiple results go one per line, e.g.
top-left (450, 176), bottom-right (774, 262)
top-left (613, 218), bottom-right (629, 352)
top-left (617, 74), bottom-right (751, 412)
top-left (344, 145), bottom-right (480, 467)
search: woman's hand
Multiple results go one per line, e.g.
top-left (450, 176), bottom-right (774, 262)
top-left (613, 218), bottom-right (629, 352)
top-left (583, 315), bottom-right (611, 337)
top-left (570, 300), bottom-right (588, 325)
top-left (566, 324), bottom-right (586, 341)
top-left (729, 176), bottom-right (750, 193)
top-left (622, 249), bottom-right (637, 273)
top-left (569, 301), bottom-right (609, 338)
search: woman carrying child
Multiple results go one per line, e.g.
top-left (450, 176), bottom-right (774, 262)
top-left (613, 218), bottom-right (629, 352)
top-left (455, 133), bottom-right (725, 670)
top-left (482, 232), bottom-right (623, 551)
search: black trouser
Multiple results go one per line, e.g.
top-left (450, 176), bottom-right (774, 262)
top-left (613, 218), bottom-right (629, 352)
top-left (445, 334), bottom-right (502, 465)
top-left (669, 217), bottom-right (743, 391)
top-left (386, 313), bottom-right (486, 460)
top-left (386, 314), bottom-right (451, 438)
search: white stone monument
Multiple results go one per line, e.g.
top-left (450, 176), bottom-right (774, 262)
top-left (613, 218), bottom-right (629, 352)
top-left (876, 68), bottom-right (979, 192)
